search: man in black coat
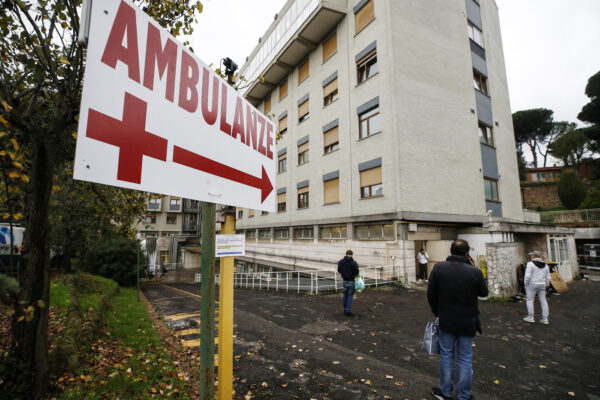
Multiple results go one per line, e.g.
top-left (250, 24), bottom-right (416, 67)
top-left (337, 249), bottom-right (359, 316)
top-left (427, 239), bottom-right (488, 400)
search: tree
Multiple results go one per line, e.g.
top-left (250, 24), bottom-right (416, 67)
top-left (578, 71), bottom-right (600, 153)
top-left (558, 171), bottom-right (587, 210)
top-left (512, 108), bottom-right (554, 167)
top-left (579, 189), bottom-right (600, 210)
top-left (516, 149), bottom-right (528, 182)
top-left (550, 127), bottom-right (588, 167)
top-left (0, 1), bottom-right (202, 397)
top-left (539, 121), bottom-right (573, 167)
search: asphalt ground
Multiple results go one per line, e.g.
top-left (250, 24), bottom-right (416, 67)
top-left (141, 278), bottom-right (600, 400)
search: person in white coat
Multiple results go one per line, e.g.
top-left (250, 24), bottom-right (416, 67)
top-left (523, 251), bottom-right (551, 324)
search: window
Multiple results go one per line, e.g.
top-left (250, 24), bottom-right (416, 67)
top-left (323, 126), bottom-right (339, 154)
top-left (166, 213), bottom-right (177, 224)
top-left (274, 228), bottom-right (289, 239)
top-left (360, 166), bottom-right (383, 198)
top-left (170, 197), bottom-right (181, 210)
top-left (548, 234), bottom-right (569, 264)
top-left (357, 50), bottom-right (377, 84)
top-left (148, 197), bottom-right (161, 210)
top-left (468, 22), bottom-right (484, 47)
top-left (355, 223), bottom-right (394, 240)
top-left (298, 59), bottom-right (309, 84)
top-left (484, 177), bottom-right (499, 201)
top-left (478, 122), bottom-right (494, 146)
top-left (258, 229), bottom-right (271, 239)
top-left (298, 141), bottom-right (309, 165)
top-left (323, 178), bottom-right (339, 204)
top-left (322, 32), bottom-right (337, 62)
top-left (319, 225), bottom-right (347, 239)
top-left (278, 152), bottom-right (287, 173)
top-left (298, 99), bottom-right (309, 123)
top-left (264, 96), bottom-right (271, 113)
top-left (298, 186), bottom-right (309, 209)
top-left (238, 210), bottom-right (243, 219)
top-left (473, 70), bottom-right (488, 95)
top-left (293, 226), bottom-right (314, 239)
top-left (245, 230), bottom-right (256, 239)
top-left (323, 77), bottom-right (338, 106)
top-left (355, 0), bottom-right (374, 34)
top-left (248, 209), bottom-right (254, 218)
top-left (145, 214), bottom-right (156, 224)
top-left (279, 80), bottom-right (288, 100)
top-left (261, 211), bottom-right (268, 216)
top-left (359, 106), bottom-right (381, 139)
top-left (278, 115), bottom-right (288, 135)
top-left (277, 192), bottom-right (286, 212)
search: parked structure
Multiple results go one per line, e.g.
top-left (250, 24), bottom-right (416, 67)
top-left (230, 0), bottom-right (578, 295)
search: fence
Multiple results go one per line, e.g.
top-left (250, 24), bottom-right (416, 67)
top-left (194, 264), bottom-right (406, 295)
top-left (522, 209), bottom-right (541, 223)
top-left (540, 208), bottom-right (600, 224)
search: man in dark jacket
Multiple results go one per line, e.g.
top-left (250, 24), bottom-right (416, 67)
top-left (427, 239), bottom-right (488, 400)
top-left (337, 249), bottom-right (359, 316)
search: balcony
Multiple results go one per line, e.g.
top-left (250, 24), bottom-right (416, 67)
top-left (240, 0), bottom-right (346, 105)
top-left (183, 199), bottom-right (202, 213)
top-left (147, 199), bottom-right (161, 211)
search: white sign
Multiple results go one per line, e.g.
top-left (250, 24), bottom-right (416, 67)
top-left (216, 235), bottom-right (245, 257)
top-left (74, 0), bottom-right (276, 211)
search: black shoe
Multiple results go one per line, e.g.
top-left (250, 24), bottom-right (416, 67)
top-left (431, 387), bottom-right (454, 400)
top-left (344, 312), bottom-right (355, 316)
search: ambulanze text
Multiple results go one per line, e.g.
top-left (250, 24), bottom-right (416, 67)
top-left (100, 0), bottom-right (274, 160)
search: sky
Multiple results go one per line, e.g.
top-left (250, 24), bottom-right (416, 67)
top-left (189, 0), bottom-right (600, 126)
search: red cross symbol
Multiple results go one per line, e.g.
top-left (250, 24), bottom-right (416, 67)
top-left (86, 92), bottom-right (168, 184)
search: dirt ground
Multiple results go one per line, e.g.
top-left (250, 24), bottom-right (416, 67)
top-left (141, 278), bottom-right (600, 400)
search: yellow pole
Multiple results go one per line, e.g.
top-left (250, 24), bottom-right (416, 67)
top-left (218, 211), bottom-right (235, 400)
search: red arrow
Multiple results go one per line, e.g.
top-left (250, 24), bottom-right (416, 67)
top-left (172, 146), bottom-right (273, 203)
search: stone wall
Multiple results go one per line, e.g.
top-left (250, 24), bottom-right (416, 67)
top-left (485, 242), bottom-right (525, 297)
top-left (521, 183), bottom-right (562, 210)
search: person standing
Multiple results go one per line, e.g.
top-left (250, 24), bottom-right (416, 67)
top-left (337, 249), bottom-right (359, 316)
top-left (427, 239), bottom-right (488, 400)
top-left (523, 251), bottom-right (551, 324)
top-left (417, 248), bottom-right (429, 281)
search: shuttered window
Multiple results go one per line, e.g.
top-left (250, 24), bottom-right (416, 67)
top-left (323, 126), bottom-right (339, 154)
top-left (279, 80), bottom-right (288, 100)
top-left (298, 59), bottom-right (309, 84)
top-left (278, 152), bottom-right (287, 173)
top-left (278, 115), bottom-right (288, 135)
top-left (297, 186), bottom-right (309, 209)
top-left (277, 192), bottom-right (286, 212)
top-left (323, 78), bottom-right (338, 106)
top-left (264, 96), bottom-right (271, 113)
top-left (298, 142), bottom-right (309, 164)
top-left (298, 99), bottom-right (309, 123)
top-left (355, 0), bottom-right (375, 34)
top-left (322, 32), bottom-right (337, 62)
top-left (324, 178), bottom-right (339, 204)
top-left (248, 209), bottom-right (254, 218)
top-left (360, 166), bottom-right (383, 198)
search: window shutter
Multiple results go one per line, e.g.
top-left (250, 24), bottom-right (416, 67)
top-left (323, 77), bottom-right (338, 97)
top-left (264, 96), bottom-right (271, 113)
top-left (322, 33), bottom-right (337, 62)
top-left (298, 186), bottom-right (309, 194)
top-left (278, 192), bottom-right (286, 203)
top-left (279, 80), bottom-right (288, 100)
top-left (298, 99), bottom-right (309, 118)
top-left (248, 209), bottom-right (254, 217)
top-left (323, 127), bottom-right (339, 147)
top-left (298, 141), bottom-right (309, 154)
top-left (278, 152), bottom-right (286, 161)
top-left (355, 0), bottom-right (375, 34)
top-left (360, 166), bottom-right (382, 187)
top-left (278, 115), bottom-right (287, 132)
top-left (324, 178), bottom-right (339, 204)
top-left (298, 59), bottom-right (309, 84)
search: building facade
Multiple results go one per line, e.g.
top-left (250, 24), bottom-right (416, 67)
top-left (230, 0), bottom-right (577, 288)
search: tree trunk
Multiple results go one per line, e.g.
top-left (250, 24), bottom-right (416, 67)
top-left (528, 142), bottom-right (538, 168)
top-left (10, 137), bottom-right (53, 399)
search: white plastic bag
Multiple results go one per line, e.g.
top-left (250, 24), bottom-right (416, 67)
top-left (355, 275), bottom-right (365, 292)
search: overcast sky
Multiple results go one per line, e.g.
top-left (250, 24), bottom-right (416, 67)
top-left (190, 0), bottom-right (600, 126)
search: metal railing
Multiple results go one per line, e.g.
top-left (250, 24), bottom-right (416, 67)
top-left (540, 208), bottom-right (600, 224)
top-left (195, 264), bottom-right (406, 295)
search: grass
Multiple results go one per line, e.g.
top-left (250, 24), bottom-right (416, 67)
top-left (49, 274), bottom-right (195, 399)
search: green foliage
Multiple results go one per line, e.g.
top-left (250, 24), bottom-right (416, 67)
top-left (0, 273), bottom-right (20, 305)
top-left (83, 236), bottom-right (141, 287)
top-left (516, 149), bottom-right (528, 181)
top-left (578, 71), bottom-right (600, 153)
top-left (558, 171), bottom-right (587, 209)
top-left (550, 127), bottom-right (588, 166)
top-left (579, 189), bottom-right (600, 209)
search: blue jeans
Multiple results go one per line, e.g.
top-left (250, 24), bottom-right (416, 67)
top-left (342, 280), bottom-right (355, 313)
top-left (438, 329), bottom-right (473, 400)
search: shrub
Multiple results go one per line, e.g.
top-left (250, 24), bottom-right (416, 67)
top-left (83, 236), bottom-right (141, 286)
top-left (579, 189), bottom-right (600, 209)
top-left (558, 171), bottom-right (587, 209)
